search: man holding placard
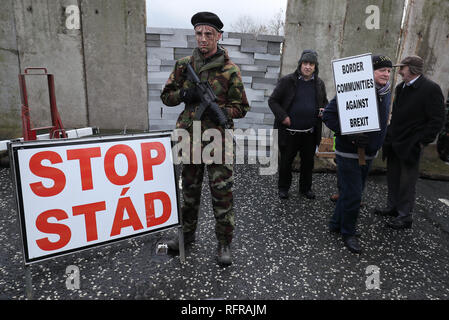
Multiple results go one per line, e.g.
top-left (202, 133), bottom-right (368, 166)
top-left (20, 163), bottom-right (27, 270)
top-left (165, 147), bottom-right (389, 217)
top-left (323, 54), bottom-right (392, 254)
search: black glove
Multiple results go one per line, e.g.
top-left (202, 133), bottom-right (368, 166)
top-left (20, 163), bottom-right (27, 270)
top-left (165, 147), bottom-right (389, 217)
top-left (179, 87), bottom-right (201, 105)
top-left (350, 133), bottom-right (369, 148)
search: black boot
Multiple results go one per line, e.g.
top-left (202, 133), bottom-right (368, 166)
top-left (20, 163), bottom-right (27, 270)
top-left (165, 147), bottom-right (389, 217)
top-left (217, 243), bottom-right (232, 266)
top-left (343, 235), bottom-right (362, 254)
top-left (374, 207), bottom-right (398, 217)
top-left (166, 233), bottom-right (195, 251)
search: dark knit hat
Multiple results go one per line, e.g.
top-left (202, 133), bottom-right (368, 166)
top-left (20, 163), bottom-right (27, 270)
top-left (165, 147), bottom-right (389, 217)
top-left (372, 54), bottom-right (392, 70)
top-left (393, 55), bottom-right (424, 75)
top-left (191, 12), bottom-right (223, 32)
top-left (298, 49), bottom-right (318, 65)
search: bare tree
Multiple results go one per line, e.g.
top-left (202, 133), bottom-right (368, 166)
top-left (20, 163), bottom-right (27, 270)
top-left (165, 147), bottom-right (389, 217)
top-left (267, 9), bottom-right (285, 36)
top-left (230, 15), bottom-right (268, 34)
top-left (230, 9), bottom-right (284, 35)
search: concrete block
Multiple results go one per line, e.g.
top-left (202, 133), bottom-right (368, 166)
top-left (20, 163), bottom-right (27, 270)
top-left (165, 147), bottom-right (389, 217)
top-left (255, 59), bottom-right (281, 67)
top-left (161, 59), bottom-right (177, 66)
top-left (148, 65), bottom-right (161, 72)
top-left (146, 27), bottom-right (174, 35)
top-left (230, 57), bottom-right (255, 65)
top-left (256, 34), bottom-right (284, 42)
top-left (241, 39), bottom-right (268, 53)
top-left (146, 40), bottom-right (161, 47)
top-left (245, 88), bottom-right (265, 102)
top-left (265, 73), bottom-right (279, 79)
top-left (227, 32), bottom-right (256, 40)
top-left (228, 51), bottom-right (254, 60)
top-left (245, 112), bottom-right (265, 120)
top-left (253, 83), bottom-right (276, 91)
top-left (254, 53), bottom-right (281, 61)
top-left (161, 40), bottom-right (188, 48)
top-left (242, 70), bottom-right (266, 78)
top-left (222, 45), bottom-right (240, 53)
top-left (160, 65), bottom-right (175, 72)
top-left (240, 65), bottom-right (267, 72)
top-left (148, 58), bottom-right (162, 66)
top-left (148, 47), bottom-right (174, 60)
top-left (220, 38), bottom-right (241, 46)
top-left (267, 67), bottom-right (281, 73)
top-left (250, 106), bottom-right (271, 114)
top-left (252, 77), bottom-right (278, 85)
top-left (175, 48), bottom-right (193, 56)
top-left (146, 34), bottom-right (160, 41)
top-left (267, 42), bottom-right (281, 55)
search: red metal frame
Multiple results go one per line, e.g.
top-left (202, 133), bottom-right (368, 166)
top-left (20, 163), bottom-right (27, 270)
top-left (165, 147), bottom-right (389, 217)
top-left (18, 67), bottom-right (67, 141)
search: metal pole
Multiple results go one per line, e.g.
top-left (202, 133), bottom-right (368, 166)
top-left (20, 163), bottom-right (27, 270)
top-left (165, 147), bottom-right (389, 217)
top-left (178, 226), bottom-right (185, 263)
top-left (24, 264), bottom-right (33, 300)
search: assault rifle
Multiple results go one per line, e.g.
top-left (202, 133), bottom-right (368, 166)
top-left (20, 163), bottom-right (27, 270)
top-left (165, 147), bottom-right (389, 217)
top-left (185, 63), bottom-right (231, 129)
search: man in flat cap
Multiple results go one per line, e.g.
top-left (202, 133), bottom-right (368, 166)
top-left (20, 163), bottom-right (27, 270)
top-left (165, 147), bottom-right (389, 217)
top-left (269, 49), bottom-right (328, 201)
top-left (161, 12), bottom-right (249, 265)
top-left (323, 54), bottom-right (392, 254)
top-left (375, 55), bottom-right (446, 230)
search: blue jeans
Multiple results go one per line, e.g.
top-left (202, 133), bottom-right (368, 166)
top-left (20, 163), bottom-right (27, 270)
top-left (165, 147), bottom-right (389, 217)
top-left (329, 155), bottom-right (372, 237)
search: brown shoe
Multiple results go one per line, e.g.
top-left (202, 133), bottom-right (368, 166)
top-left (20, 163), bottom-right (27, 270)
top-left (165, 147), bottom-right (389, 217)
top-left (330, 194), bottom-right (339, 202)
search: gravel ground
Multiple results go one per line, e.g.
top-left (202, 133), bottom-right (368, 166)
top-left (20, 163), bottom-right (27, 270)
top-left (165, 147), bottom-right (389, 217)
top-left (1, 164), bottom-right (449, 300)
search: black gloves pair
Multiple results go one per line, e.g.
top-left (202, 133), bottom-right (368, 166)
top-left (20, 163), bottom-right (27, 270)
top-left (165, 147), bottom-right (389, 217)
top-left (179, 88), bottom-right (201, 105)
top-left (350, 133), bottom-right (369, 148)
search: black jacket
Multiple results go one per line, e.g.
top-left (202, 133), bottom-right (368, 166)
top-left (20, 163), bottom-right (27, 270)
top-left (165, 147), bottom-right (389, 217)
top-left (383, 75), bottom-right (445, 164)
top-left (268, 69), bottom-right (328, 146)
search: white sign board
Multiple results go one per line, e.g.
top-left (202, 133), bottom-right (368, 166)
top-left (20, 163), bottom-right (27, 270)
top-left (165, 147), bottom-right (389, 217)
top-left (332, 53), bottom-right (379, 135)
top-left (9, 132), bottom-right (180, 264)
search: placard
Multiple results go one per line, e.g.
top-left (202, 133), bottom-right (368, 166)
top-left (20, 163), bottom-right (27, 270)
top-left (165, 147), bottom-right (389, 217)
top-left (332, 53), bottom-right (380, 134)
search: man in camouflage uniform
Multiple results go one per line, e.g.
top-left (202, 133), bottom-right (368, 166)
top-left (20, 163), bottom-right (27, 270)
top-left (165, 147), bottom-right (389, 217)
top-left (160, 12), bottom-right (250, 265)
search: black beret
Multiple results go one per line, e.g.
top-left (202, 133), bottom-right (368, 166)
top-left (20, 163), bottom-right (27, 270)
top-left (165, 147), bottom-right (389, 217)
top-left (372, 54), bottom-right (392, 70)
top-left (191, 12), bottom-right (223, 32)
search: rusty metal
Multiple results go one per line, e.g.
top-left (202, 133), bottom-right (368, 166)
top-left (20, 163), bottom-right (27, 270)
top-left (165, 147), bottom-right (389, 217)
top-left (18, 68), bottom-right (67, 141)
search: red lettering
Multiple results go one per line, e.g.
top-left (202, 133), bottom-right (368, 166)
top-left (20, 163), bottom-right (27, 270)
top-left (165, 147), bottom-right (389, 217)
top-left (35, 209), bottom-right (71, 251)
top-left (141, 142), bottom-right (166, 181)
top-left (67, 147), bottom-right (101, 190)
top-left (72, 201), bottom-right (106, 242)
top-left (144, 191), bottom-right (171, 227)
top-left (29, 151), bottom-right (66, 197)
top-left (104, 144), bottom-right (138, 185)
top-left (110, 196), bottom-right (143, 236)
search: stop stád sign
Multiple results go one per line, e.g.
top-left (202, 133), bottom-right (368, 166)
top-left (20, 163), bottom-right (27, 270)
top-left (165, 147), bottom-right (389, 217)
top-left (9, 132), bottom-right (180, 264)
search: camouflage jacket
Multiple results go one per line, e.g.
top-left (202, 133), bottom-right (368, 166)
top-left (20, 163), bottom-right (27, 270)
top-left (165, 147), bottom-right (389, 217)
top-left (160, 46), bottom-right (250, 130)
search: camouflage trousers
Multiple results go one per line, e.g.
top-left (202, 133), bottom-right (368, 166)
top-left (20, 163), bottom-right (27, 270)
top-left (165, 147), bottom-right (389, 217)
top-left (181, 163), bottom-right (234, 245)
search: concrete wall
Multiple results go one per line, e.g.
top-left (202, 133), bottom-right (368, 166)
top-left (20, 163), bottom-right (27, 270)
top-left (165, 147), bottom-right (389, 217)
top-left (0, 0), bottom-right (148, 140)
top-left (0, 0), bottom-right (23, 139)
top-left (82, 0), bottom-right (148, 130)
top-left (146, 27), bottom-right (284, 131)
top-left (283, 0), bottom-right (449, 138)
top-left (283, 0), bottom-right (404, 99)
top-left (397, 0), bottom-right (449, 100)
top-left (13, 0), bottom-right (87, 130)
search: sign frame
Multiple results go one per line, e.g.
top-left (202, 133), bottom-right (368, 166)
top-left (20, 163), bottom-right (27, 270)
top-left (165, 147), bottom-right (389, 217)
top-left (331, 52), bottom-right (380, 135)
top-left (8, 131), bottom-right (183, 265)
